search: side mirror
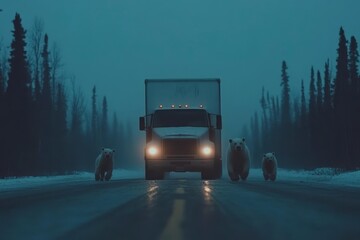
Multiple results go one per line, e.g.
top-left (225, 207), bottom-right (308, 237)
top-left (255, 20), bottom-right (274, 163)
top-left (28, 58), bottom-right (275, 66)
top-left (139, 117), bottom-right (145, 131)
top-left (216, 115), bottom-right (222, 129)
top-left (209, 127), bottom-right (215, 142)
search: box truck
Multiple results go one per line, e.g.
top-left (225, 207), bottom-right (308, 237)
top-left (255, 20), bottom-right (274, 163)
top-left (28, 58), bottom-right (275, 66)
top-left (139, 79), bottom-right (222, 180)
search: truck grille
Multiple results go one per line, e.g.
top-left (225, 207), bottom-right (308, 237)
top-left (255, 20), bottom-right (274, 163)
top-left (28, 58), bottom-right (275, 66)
top-left (163, 138), bottom-right (197, 157)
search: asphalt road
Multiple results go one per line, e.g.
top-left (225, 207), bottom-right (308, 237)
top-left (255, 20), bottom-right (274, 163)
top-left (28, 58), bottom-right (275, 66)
top-left (1, 175), bottom-right (360, 240)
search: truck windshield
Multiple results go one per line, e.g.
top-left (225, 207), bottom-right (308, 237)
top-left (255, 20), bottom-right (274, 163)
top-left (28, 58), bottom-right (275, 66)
top-left (152, 109), bottom-right (209, 128)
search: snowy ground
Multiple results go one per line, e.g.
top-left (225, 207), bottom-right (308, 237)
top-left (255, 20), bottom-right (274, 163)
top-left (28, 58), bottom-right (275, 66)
top-left (0, 168), bottom-right (359, 191)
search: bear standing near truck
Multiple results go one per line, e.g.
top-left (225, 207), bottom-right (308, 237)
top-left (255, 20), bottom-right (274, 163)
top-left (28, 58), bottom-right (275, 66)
top-left (262, 152), bottom-right (278, 181)
top-left (95, 148), bottom-right (115, 181)
top-left (227, 138), bottom-right (251, 181)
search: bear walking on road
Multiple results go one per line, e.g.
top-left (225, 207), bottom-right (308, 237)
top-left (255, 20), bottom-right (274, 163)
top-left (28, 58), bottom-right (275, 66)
top-left (227, 138), bottom-right (251, 181)
top-left (262, 152), bottom-right (277, 181)
top-left (95, 148), bottom-right (115, 181)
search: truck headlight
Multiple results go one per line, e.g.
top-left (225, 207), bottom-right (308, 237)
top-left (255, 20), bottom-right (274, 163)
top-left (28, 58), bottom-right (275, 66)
top-left (146, 146), bottom-right (160, 157)
top-left (201, 146), bottom-right (214, 157)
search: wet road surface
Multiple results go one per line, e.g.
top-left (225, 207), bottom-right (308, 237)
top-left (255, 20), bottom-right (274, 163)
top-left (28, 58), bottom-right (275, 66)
top-left (1, 176), bottom-right (360, 240)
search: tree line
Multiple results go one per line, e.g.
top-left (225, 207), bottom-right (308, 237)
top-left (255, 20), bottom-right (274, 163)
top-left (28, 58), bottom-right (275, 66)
top-left (0, 13), bottom-right (137, 178)
top-left (247, 27), bottom-right (360, 170)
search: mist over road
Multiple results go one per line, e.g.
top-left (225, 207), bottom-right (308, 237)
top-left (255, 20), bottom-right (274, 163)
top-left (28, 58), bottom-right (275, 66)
top-left (1, 175), bottom-right (359, 240)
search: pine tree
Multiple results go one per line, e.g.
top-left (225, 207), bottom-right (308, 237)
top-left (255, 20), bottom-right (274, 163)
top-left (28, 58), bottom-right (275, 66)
top-left (300, 79), bottom-right (307, 128)
top-left (0, 50), bottom-right (4, 177)
top-left (260, 86), bottom-right (268, 137)
top-left (53, 83), bottom-right (68, 173)
top-left (323, 59), bottom-right (332, 112)
top-left (322, 59), bottom-right (335, 167)
top-left (70, 79), bottom-right (86, 170)
top-left (349, 36), bottom-right (359, 97)
top-left (348, 36), bottom-right (360, 167)
top-left (29, 18), bottom-right (44, 104)
top-left (0, 61), bottom-right (4, 99)
top-left (6, 13), bottom-right (32, 176)
top-left (111, 112), bottom-right (119, 168)
top-left (7, 13), bottom-right (30, 104)
top-left (309, 67), bottom-right (317, 122)
top-left (41, 34), bottom-right (51, 108)
top-left (308, 67), bottom-right (317, 167)
top-left (316, 70), bottom-right (323, 114)
top-left (91, 85), bottom-right (97, 143)
top-left (333, 27), bottom-right (350, 168)
top-left (280, 61), bottom-right (291, 126)
top-left (40, 34), bottom-right (53, 173)
top-left (102, 96), bottom-right (108, 146)
top-left (334, 27), bottom-right (349, 112)
top-left (251, 112), bottom-right (260, 167)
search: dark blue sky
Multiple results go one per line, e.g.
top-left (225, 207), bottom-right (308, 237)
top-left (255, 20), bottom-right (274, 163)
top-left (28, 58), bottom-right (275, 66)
top-left (1, 0), bottom-right (360, 138)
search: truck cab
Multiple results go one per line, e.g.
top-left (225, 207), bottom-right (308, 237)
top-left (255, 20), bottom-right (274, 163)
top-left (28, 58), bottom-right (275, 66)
top-left (139, 79), bottom-right (222, 180)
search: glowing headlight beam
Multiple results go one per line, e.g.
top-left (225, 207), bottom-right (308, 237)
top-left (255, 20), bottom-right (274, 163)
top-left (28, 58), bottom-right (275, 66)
top-left (147, 146), bottom-right (159, 156)
top-left (201, 146), bottom-right (213, 156)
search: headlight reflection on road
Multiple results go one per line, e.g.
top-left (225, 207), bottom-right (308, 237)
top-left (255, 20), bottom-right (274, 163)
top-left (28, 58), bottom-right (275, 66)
top-left (147, 181), bottom-right (159, 205)
top-left (202, 180), bottom-right (212, 203)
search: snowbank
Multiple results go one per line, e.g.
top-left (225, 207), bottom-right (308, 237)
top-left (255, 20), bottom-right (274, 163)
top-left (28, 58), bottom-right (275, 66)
top-left (250, 168), bottom-right (360, 187)
top-left (0, 169), bottom-right (143, 191)
top-left (1, 168), bottom-right (359, 191)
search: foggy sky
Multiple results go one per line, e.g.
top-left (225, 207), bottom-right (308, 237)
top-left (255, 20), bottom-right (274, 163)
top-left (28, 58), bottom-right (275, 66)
top-left (1, 0), bottom-right (360, 140)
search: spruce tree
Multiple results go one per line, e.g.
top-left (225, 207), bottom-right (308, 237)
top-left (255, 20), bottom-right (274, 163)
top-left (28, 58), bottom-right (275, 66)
top-left (334, 27), bottom-right (349, 111)
top-left (91, 85), bottom-right (97, 143)
top-left (322, 59), bottom-right (334, 166)
top-left (333, 27), bottom-right (350, 168)
top-left (348, 36), bottom-right (359, 167)
top-left (111, 112), bottom-right (119, 168)
top-left (6, 13), bottom-right (32, 176)
top-left (260, 86), bottom-right (267, 136)
top-left (323, 59), bottom-right (332, 112)
top-left (29, 18), bottom-right (44, 104)
top-left (250, 112), bottom-right (260, 167)
top-left (0, 62), bottom-right (4, 99)
top-left (280, 61), bottom-right (291, 165)
top-left (40, 34), bottom-right (53, 173)
top-left (309, 67), bottom-right (317, 166)
top-left (102, 96), bottom-right (108, 146)
top-left (53, 83), bottom-right (67, 173)
top-left (316, 70), bottom-right (323, 114)
top-left (309, 67), bottom-right (317, 122)
top-left (300, 79), bottom-right (307, 128)
top-left (0, 51), bottom-right (4, 177)
top-left (41, 34), bottom-right (51, 109)
top-left (349, 36), bottom-right (359, 96)
top-left (280, 61), bottom-right (291, 126)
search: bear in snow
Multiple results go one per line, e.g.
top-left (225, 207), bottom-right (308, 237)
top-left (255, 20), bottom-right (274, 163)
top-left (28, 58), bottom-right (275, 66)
top-left (227, 138), bottom-right (251, 181)
top-left (262, 152), bottom-right (277, 181)
top-left (95, 148), bottom-right (115, 181)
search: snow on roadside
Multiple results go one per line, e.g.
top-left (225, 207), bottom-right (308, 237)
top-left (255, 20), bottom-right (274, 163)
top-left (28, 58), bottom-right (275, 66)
top-left (0, 169), bottom-right (143, 191)
top-left (1, 168), bottom-right (359, 191)
top-left (250, 168), bottom-right (360, 187)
